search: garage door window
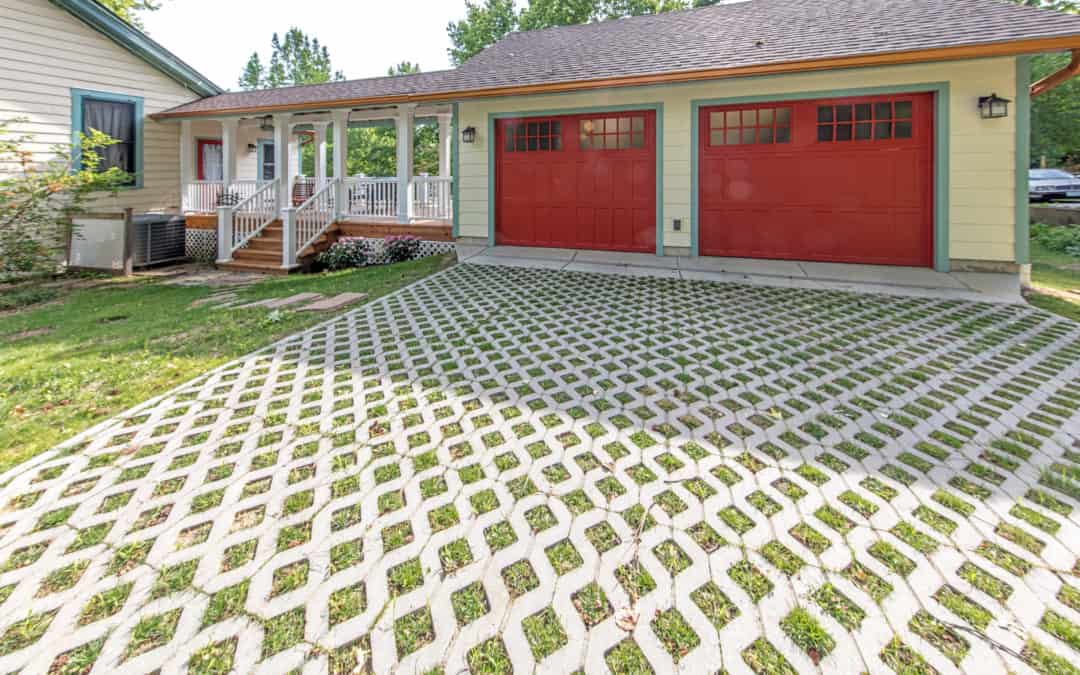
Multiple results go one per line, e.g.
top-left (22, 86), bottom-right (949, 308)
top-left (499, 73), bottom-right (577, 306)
top-left (817, 100), bottom-right (913, 142)
top-left (579, 116), bottom-right (646, 150)
top-left (708, 106), bottom-right (791, 146)
top-left (505, 120), bottom-right (562, 152)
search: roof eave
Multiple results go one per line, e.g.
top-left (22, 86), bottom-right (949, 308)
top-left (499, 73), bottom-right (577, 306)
top-left (50, 0), bottom-right (223, 97)
top-left (152, 33), bottom-right (1080, 120)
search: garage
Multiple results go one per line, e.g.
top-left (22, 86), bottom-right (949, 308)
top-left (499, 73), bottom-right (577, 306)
top-left (698, 93), bottom-right (934, 266)
top-left (495, 111), bottom-right (656, 252)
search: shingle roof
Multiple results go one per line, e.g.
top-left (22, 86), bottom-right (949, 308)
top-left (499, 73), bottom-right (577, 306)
top-left (157, 0), bottom-right (1080, 117)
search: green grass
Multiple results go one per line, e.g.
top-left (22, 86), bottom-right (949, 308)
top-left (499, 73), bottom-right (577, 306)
top-left (651, 608), bottom-right (700, 663)
top-left (521, 607), bottom-right (568, 662)
top-left (0, 256), bottom-right (453, 471)
top-left (780, 607), bottom-right (835, 662)
top-left (1027, 237), bottom-right (1080, 321)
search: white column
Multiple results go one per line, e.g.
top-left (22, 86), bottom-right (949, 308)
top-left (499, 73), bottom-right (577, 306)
top-left (220, 118), bottom-right (238, 188)
top-left (331, 109), bottom-right (349, 218)
top-left (288, 124), bottom-right (301, 184)
top-left (396, 104), bottom-right (415, 224)
top-left (313, 122), bottom-right (330, 187)
top-left (272, 113), bottom-right (292, 213)
top-left (179, 119), bottom-right (193, 211)
top-left (437, 113), bottom-right (451, 178)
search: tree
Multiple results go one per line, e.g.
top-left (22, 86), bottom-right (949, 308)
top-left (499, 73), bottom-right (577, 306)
top-left (1014, 0), bottom-right (1079, 11)
top-left (447, 0), bottom-right (517, 65)
top-left (97, 0), bottom-right (162, 28)
top-left (0, 120), bottom-right (131, 278)
top-left (447, 0), bottom-right (690, 65)
top-left (237, 28), bottom-right (345, 90)
top-left (388, 62), bottom-right (421, 76)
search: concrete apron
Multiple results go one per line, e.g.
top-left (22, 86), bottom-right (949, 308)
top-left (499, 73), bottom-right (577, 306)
top-left (456, 245), bottom-right (1023, 304)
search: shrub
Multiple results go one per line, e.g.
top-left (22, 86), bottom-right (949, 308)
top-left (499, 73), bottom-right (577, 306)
top-left (317, 239), bottom-right (367, 271)
top-left (1031, 222), bottom-right (1080, 257)
top-left (384, 235), bottom-right (421, 263)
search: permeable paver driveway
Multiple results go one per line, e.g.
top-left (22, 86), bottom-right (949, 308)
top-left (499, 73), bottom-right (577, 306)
top-left (1, 264), bottom-right (1079, 675)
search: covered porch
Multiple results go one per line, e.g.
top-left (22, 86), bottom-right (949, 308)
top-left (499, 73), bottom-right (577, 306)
top-left (178, 104), bottom-right (453, 270)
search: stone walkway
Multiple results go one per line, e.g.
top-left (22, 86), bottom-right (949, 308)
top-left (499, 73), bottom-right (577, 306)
top-left (1, 264), bottom-right (1078, 674)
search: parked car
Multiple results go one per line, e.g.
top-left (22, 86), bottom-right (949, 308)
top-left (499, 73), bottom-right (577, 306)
top-left (1030, 168), bottom-right (1080, 201)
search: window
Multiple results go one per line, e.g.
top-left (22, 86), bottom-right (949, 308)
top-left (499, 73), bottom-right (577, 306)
top-left (259, 141), bottom-right (276, 181)
top-left (71, 89), bottom-right (142, 186)
top-left (505, 119), bottom-right (562, 152)
top-left (579, 116), bottom-right (646, 150)
top-left (708, 107), bottom-right (791, 146)
top-left (817, 99), bottom-right (913, 142)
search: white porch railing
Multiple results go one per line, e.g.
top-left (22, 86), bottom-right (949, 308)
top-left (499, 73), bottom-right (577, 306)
top-left (286, 178), bottom-right (338, 266)
top-left (344, 177), bottom-right (398, 218)
top-left (184, 180), bottom-right (223, 213)
top-left (217, 179), bottom-right (278, 261)
top-left (185, 180), bottom-right (263, 213)
top-left (411, 176), bottom-right (452, 221)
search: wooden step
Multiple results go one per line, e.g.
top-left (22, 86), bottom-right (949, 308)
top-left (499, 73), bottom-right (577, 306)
top-left (217, 260), bottom-right (293, 275)
top-left (233, 248), bottom-right (282, 263)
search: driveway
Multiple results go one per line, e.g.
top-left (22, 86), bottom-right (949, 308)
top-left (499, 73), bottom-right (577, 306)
top-left (0, 263), bottom-right (1078, 674)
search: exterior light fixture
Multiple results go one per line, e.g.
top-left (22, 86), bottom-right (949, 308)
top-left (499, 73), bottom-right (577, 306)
top-left (978, 93), bottom-right (1011, 119)
top-left (461, 126), bottom-right (477, 143)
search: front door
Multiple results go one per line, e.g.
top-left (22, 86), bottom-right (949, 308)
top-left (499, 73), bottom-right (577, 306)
top-left (197, 140), bottom-right (223, 181)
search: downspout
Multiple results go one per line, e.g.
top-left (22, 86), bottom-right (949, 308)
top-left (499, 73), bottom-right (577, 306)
top-left (1030, 49), bottom-right (1080, 97)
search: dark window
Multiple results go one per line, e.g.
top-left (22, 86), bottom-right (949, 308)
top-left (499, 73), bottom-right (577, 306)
top-left (580, 115), bottom-right (645, 150)
top-left (261, 143), bottom-right (275, 181)
top-left (817, 99), bottom-right (913, 142)
top-left (709, 106), bottom-right (791, 146)
top-left (81, 97), bottom-right (136, 180)
top-left (505, 119), bottom-right (562, 152)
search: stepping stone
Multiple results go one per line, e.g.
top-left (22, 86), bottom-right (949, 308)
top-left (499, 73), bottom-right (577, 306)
top-left (298, 292), bottom-right (368, 312)
top-left (264, 293), bottom-right (324, 309)
top-left (237, 293), bottom-right (323, 310)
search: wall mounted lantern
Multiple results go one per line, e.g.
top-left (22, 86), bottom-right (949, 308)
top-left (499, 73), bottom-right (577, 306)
top-left (461, 126), bottom-right (477, 143)
top-left (978, 93), bottom-right (1011, 119)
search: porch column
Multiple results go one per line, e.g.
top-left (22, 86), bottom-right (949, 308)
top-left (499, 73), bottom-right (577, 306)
top-left (437, 113), bottom-right (451, 178)
top-left (179, 119), bottom-right (193, 211)
top-left (220, 118), bottom-right (239, 188)
top-left (312, 121), bottom-right (330, 187)
top-left (396, 104), bottom-right (416, 224)
top-left (272, 113), bottom-right (292, 213)
top-left (331, 109), bottom-right (350, 218)
top-left (288, 124), bottom-right (302, 187)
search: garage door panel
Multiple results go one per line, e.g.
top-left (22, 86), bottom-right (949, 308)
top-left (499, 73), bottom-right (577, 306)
top-left (496, 111), bottom-right (656, 253)
top-left (699, 93), bottom-right (933, 267)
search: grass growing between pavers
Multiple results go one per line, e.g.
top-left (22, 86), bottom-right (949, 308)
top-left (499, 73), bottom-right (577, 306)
top-left (0, 255), bottom-right (454, 471)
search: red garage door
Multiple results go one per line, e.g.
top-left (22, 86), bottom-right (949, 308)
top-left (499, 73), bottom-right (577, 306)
top-left (495, 111), bottom-right (656, 252)
top-left (699, 93), bottom-right (934, 266)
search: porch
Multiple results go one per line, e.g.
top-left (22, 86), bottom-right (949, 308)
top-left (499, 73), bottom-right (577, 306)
top-left (177, 104), bottom-right (453, 271)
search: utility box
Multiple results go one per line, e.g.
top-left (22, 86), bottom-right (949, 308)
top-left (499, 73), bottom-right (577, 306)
top-left (69, 212), bottom-right (186, 273)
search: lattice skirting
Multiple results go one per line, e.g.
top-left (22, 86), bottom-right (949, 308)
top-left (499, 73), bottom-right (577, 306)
top-left (185, 229), bottom-right (217, 262)
top-left (347, 237), bottom-right (455, 265)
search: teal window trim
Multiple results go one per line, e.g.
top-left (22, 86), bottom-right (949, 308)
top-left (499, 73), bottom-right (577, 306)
top-left (487, 102), bottom-right (665, 256)
top-left (71, 88), bottom-right (144, 190)
top-left (690, 82), bottom-right (951, 272)
top-left (452, 102), bottom-right (460, 238)
top-left (1015, 56), bottom-right (1031, 265)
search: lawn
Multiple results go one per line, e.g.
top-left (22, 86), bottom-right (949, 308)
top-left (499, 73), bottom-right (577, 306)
top-left (0, 254), bottom-right (454, 472)
top-left (1026, 235), bottom-right (1080, 321)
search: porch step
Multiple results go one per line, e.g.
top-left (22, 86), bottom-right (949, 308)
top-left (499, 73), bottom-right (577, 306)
top-left (233, 248), bottom-right (283, 264)
top-left (217, 260), bottom-right (293, 275)
top-left (337, 221), bottom-right (453, 241)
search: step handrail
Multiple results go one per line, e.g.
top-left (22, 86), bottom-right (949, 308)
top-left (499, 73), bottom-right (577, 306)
top-left (230, 179), bottom-right (278, 254)
top-left (286, 178), bottom-right (338, 266)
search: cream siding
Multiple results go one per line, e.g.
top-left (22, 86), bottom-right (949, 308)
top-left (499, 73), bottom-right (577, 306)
top-left (458, 56), bottom-right (1020, 263)
top-left (0, 0), bottom-right (205, 213)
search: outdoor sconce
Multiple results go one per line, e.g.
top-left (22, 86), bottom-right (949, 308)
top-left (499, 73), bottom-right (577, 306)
top-left (461, 126), bottom-right (477, 143)
top-left (247, 144), bottom-right (257, 152)
top-left (978, 93), bottom-right (1011, 119)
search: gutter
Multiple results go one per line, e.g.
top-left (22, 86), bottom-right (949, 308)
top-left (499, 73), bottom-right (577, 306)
top-left (1031, 49), bottom-right (1080, 97)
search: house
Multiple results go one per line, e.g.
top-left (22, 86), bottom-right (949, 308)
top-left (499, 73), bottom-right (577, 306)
top-left (12, 0), bottom-right (1080, 278)
top-left (1, 0), bottom-right (221, 213)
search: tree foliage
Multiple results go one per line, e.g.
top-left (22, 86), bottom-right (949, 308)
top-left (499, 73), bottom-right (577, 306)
top-left (238, 28), bottom-right (345, 90)
top-left (97, 0), bottom-right (162, 28)
top-left (0, 121), bottom-right (131, 278)
top-left (1031, 52), bottom-right (1080, 167)
top-left (448, 0), bottom-right (721, 64)
top-left (388, 62), bottom-right (422, 76)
